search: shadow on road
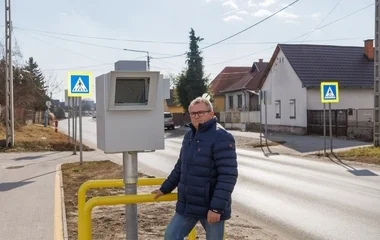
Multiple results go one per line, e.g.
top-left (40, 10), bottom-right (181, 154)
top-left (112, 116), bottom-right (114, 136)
top-left (259, 137), bottom-right (280, 157)
top-left (265, 133), bottom-right (370, 154)
top-left (327, 153), bottom-right (378, 177)
top-left (13, 152), bottom-right (59, 161)
top-left (0, 181), bottom-right (34, 191)
top-left (0, 169), bottom-right (58, 192)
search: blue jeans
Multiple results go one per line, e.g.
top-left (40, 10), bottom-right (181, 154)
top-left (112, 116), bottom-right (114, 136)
top-left (164, 212), bottom-right (225, 240)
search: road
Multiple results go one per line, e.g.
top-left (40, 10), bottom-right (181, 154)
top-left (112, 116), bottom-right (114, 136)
top-left (61, 117), bottom-right (380, 240)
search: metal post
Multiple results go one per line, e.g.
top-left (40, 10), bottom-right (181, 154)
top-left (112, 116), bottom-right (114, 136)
top-left (329, 103), bottom-right (333, 153)
top-left (374, 0), bottom-right (380, 147)
top-left (123, 151), bottom-right (138, 240)
top-left (74, 98), bottom-right (78, 153)
top-left (5, 0), bottom-right (14, 147)
top-left (259, 90), bottom-right (262, 146)
top-left (72, 97), bottom-right (77, 155)
top-left (68, 97), bottom-right (71, 142)
top-left (147, 53), bottom-right (150, 71)
top-left (79, 97), bottom-right (83, 164)
top-left (323, 103), bottom-right (326, 156)
top-left (264, 91), bottom-right (268, 145)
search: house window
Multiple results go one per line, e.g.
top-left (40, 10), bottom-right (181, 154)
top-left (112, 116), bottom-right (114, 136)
top-left (275, 100), bottom-right (281, 118)
top-left (237, 94), bottom-right (242, 109)
top-left (289, 99), bottom-right (296, 119)
top-left (228, 96), bottom-right (233, 109)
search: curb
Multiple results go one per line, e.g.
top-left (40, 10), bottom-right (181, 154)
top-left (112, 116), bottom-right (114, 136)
top-left (54, 163), bottom-right (69, 240)
top-left (60, 163), bottom-right (69, 240)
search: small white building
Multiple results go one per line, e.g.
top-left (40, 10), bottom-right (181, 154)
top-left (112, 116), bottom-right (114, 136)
top-left (259, 40), bottom-right (374, 140)
top-left (219, 60), bottom-right (268, 131)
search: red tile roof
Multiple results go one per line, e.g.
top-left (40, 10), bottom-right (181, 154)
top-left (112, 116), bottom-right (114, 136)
top-left (209, 67), bottom-right (251, 96)
top-left (221, 61), bottom-right (269, 93)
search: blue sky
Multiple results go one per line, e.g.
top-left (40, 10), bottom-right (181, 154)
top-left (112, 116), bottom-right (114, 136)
top-left (1, 0), bottom-right (375, 101)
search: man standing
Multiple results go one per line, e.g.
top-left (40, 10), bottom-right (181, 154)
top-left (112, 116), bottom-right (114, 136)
top-left (152, 96), bottom-right (238, 240)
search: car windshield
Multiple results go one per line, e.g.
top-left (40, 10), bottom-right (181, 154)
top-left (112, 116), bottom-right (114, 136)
top-left (164, 113), bottom-right (172, 118)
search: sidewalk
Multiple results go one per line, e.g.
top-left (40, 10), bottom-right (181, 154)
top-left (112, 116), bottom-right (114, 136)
top-left (177, 126), bottom-right (371, 156)
top-left (0, 150), bottom-right (111, 240)
top-left (227, 130), bottom-right (372, 156)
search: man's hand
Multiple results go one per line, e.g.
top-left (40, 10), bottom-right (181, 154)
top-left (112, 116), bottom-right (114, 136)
top-left (207, 210), bottom-right (221, 224)
top-left (151, 189), bottom-right (164, 199)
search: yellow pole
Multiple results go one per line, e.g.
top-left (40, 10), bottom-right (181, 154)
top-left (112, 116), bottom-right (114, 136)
top-left (188, 228), bottom-right (197, 240)
top-left (77, 178), bottom-right (198, 240)
top-left (77, 178), bottom-right (167, 238)
top-left (82, 193), bottom-right (177, 240)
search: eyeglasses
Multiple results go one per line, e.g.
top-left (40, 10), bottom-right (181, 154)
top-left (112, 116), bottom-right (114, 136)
top-left (189, 111), bottom-right (210, 118)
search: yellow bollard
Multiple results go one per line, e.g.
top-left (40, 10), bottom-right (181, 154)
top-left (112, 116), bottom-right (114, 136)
top-left (188, 228), bottom-right (197, 240)
top-left (77, 178), bottom-right (199, 240)
top-left (82, 193), bottom-right (178, 240)
top-left (77, 178), bottom-right (167, 238)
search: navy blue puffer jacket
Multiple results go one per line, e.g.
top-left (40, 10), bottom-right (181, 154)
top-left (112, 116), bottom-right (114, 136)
top-left (160, 117), bottom-right (238, 220)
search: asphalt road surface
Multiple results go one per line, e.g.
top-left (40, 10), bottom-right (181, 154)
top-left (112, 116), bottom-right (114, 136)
top-left (60, 117), bottom-right (380, 240)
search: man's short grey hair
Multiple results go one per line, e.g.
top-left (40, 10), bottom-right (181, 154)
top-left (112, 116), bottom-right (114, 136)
top-left (188, 97), bottom-right (214, 112)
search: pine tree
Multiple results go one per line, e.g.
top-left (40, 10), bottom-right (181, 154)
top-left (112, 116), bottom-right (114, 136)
top-left (25, 57), bottom-right (46, 90)
top-left (23, 57), bottom-right (49, 110)
top-left (175, 28), bottom-right (209, 112)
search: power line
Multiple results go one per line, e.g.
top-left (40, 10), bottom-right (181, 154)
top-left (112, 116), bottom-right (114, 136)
top-left (34, 36), bottom-right (373, 72)
top-left (12, 2), bottom-right (374, 72)
top-left (42, 55), bottom-right (147, 72)
top-left (13, 26), bottom-right (191, 45)
top-left (12, 25), bottom-right (369, 46)
top-left (302, 0), bottom-right (343, 42)
top-left (17, 29), bottom-right (109, 64)
top-left (153, 0), bottom-right (303, 59)
top-left (207, 2), bottom-right (375, 66)
top-left (201, 0), bottom-right (302, 50)
top-left (14, 28), bottom-right (173, 56)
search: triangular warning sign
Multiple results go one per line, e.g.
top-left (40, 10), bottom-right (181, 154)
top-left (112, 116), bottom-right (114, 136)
top-left (324, 87), bottom-right (335, 99)
top-left (72, 77), bottom-right (88, 92)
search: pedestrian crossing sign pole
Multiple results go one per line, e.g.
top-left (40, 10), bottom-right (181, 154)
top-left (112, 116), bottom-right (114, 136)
top-left (67, 71), bottom-right (93, 165)
top-left (320, 81), bottom-right (339, 156)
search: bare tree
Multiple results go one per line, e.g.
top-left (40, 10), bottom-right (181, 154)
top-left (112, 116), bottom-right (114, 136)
top-left (165, 73), bottom-right (178, 89)
top-left (44, 73), bottom-right (62, 98)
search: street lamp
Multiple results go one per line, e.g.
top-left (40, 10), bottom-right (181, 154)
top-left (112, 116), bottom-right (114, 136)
top-left (123, 48), bottom-right (150, 71)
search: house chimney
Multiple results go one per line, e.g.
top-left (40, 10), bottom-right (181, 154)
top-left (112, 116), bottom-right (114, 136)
top-left (259, 59), bottom-right (263, 63)
top-left (364, 39), bottom-right (374, 60)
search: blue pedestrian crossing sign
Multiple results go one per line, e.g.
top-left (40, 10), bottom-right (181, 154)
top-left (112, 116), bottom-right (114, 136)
top-left (67, 72), bottom-right (93, 97)
top-left (320, 81), bottom-right (339, 103)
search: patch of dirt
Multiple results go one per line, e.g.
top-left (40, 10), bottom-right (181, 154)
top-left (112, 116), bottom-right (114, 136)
top-left (313, 147), bottom-right (380, 165)
top-left (234, 136), bottom-right (286, 149)
top-left (62, 161), bottom-right (279, 240)
top-left (0, 124), bottom-right (94, 152)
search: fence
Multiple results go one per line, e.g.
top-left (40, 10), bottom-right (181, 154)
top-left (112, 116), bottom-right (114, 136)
top-left (347, 108), bottom-right (374, 142)
top-left (0, 105), bottom-right (45, 126)
top-left (171, 113), bottom-right (191, 126)
top-left (307, 108), bottom-right (374, 142)
top-left (219, 111), bottom-right (260, 124)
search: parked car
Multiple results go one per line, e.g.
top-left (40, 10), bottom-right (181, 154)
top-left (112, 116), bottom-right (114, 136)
top-left (164, 112), bottom-right (175, 130)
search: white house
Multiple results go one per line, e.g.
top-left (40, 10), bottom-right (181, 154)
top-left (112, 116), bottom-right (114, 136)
top-left (259, 40), bottom-right (374, 139)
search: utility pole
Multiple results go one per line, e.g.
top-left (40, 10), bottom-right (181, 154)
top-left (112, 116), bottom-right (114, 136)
top-left (375, 0), bottom-right (380, 147)
top-left (4, 0), bottom-right (14, 147)
top-left (123, 48), bottom-right (150, 70)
